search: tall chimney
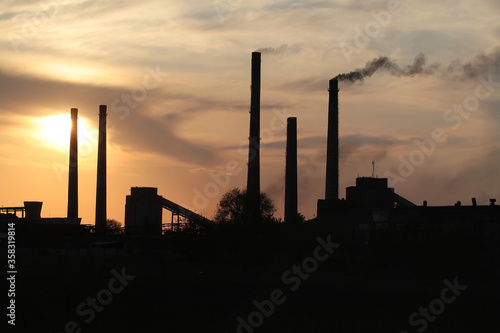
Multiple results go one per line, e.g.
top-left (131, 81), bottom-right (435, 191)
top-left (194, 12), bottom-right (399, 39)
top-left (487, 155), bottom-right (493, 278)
top-left (67, 108), bottom-right (78, 219)
top-left (285, 117), bottom-right (298, 223)
top-left (246, 52), bottom-right (261, 222)
top-left (325, 78), bottom-right (339, 202)
top-left (95, 105), bottom-right (107, 234)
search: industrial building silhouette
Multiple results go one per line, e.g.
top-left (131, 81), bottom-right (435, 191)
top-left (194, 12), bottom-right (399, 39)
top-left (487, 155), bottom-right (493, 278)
top-left (0, 52), bottom-right (499, 255)
top-left (316, 77), bottom-right (499, 255)
top-left (2, 51), bottom-right (500, 333)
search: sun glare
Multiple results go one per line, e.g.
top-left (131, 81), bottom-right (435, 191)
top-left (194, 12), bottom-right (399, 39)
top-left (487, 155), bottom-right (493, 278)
top-left (37, 114), bottom-right (94, 151)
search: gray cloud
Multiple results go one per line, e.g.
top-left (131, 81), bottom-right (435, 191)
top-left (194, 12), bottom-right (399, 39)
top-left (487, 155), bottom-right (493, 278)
top-left (450, 46), bottom-right (500, 79)
top-left (109, 107), bottom-right (221, 166)
top-left (262, 0), bottom-right (367, 11)
top-left (0, 12), bottom-right (16, 21)
top-left (276, 77), bottom-right (327, 93)
top-left (341, 134), bottom-right (410, 147)
top-left (230, 134), bottom-right (409, 152)
top-left (0, 71), bottom-right (222, 166)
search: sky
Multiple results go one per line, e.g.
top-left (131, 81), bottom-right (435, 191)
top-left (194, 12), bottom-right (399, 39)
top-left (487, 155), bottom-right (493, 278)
top-left (1, 0), bottom-right (500, 225)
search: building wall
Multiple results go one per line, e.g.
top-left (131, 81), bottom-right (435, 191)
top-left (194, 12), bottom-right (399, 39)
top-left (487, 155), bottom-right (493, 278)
top-left (125, 187), bottom-right (162, 236)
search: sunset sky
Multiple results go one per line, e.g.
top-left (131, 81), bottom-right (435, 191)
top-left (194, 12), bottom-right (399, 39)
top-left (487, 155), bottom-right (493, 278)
top-left (1, 0), bottom-right (500, 225)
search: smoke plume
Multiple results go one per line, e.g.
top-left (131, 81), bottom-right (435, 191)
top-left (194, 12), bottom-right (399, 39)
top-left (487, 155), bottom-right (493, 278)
top-left (255, 44), bottom-right (288, 56)
top-left (335, 47), bottom-right (500, 83)
top-left (335, 53), bottom-right (433, 82)
top-left (449, 47), bottom-right (500, 79)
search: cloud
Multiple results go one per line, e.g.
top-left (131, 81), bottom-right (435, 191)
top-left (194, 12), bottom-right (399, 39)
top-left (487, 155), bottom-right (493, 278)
top-left (1, 0), bottom-right (500, 223)
top-left (276, 77), bottom-right (328, 93)
top-left (0, 12), bottom-right (16, 21)
top-left (0, 70), bottom-right (118, 115)
top-left (341, 134), bottom-right (411, 147)
top-left (450, 46), bottom-right (500, 79)
top-left (231, 134), bottom-right (410, 152)
top-left (0, 71), bottom-right (222, 166)
top-left (110, 107), bottom-right (222, 166)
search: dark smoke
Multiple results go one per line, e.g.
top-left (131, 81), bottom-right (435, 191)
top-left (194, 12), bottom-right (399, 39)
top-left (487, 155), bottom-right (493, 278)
top-left (335, 53), bottom-right (433, 83)
top-left (335, 47), bottom-right (500, 83)
top-left (450, 46), bottom-right (500, 79)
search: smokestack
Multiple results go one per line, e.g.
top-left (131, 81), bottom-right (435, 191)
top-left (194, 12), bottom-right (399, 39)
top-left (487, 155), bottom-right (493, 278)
top-left (67, 108), bottom-right (78, 219)
top-left (95, 105), bottom-right (107, 234)
top-left (325, 79), bottom-right (339, 202)
top-left (285, 117), bottom-right (298, 223)
top-left (246, 52), bottom-right (261, 222)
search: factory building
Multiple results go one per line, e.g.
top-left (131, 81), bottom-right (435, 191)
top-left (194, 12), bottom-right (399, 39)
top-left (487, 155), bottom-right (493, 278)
top-left (315, 77), bottom-right (499, 254)
top-left (0, 201), bottom-right (84, 247)
top-left (124, 187), bottom-right (209, 236)
top-left (125, 187), bottom-right (163, 236)
top-left (0, 53), bottom-right (497, 255)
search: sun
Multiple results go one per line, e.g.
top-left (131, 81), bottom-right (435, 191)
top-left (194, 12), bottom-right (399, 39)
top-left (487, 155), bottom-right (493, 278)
top-left (37, 113), bottom-right (94, 151)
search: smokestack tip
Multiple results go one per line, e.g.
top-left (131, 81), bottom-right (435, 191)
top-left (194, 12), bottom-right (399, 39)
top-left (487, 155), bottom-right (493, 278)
top-left (329, 78), bottom-right (339, 91)
top-left (71, 108), bottom-right (78, 116)
top-left (252, 51), bottom-right (261, 57)
top-left (99, 105), bottom-right (107, 115)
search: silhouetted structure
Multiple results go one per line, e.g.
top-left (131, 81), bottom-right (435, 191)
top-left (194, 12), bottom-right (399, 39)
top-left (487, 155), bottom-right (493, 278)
top-left (125, 187), bottom-right (162, 235)
top-left (317, 79), bottom-right (427, 216)
top-left (67, 108), bottom-right (78, 219)
top-left (285, 117), bottom-right (298, 223)
top-left (246, 52), bottom-right (261, 223)
top-left (312, 77), bottom-right (499, 255)
top-left (1, 202), bottom-right (42, 219)
top-left (125, 187), bottom-right (209, 235)
top-left (161, 196), bottom-right (207, 230)
top-left (0, 200), bottom-right (83, 248)
top-left (24, 201), bottom-right (43, 219)
top-left (325, 78), bottom-right (339, 203)
top-left (1, 56), bottom-right (497, 261)
top-left (344, 177), bottom-right (416, 209)
top-left (95, 105), bottom-right (107, 234)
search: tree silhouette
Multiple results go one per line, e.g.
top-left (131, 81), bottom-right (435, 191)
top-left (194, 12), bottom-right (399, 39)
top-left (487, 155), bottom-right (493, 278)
top-left (214, 187), bottom-right (278, 224)
top-left (105, 219), bottom-right (124, 236)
